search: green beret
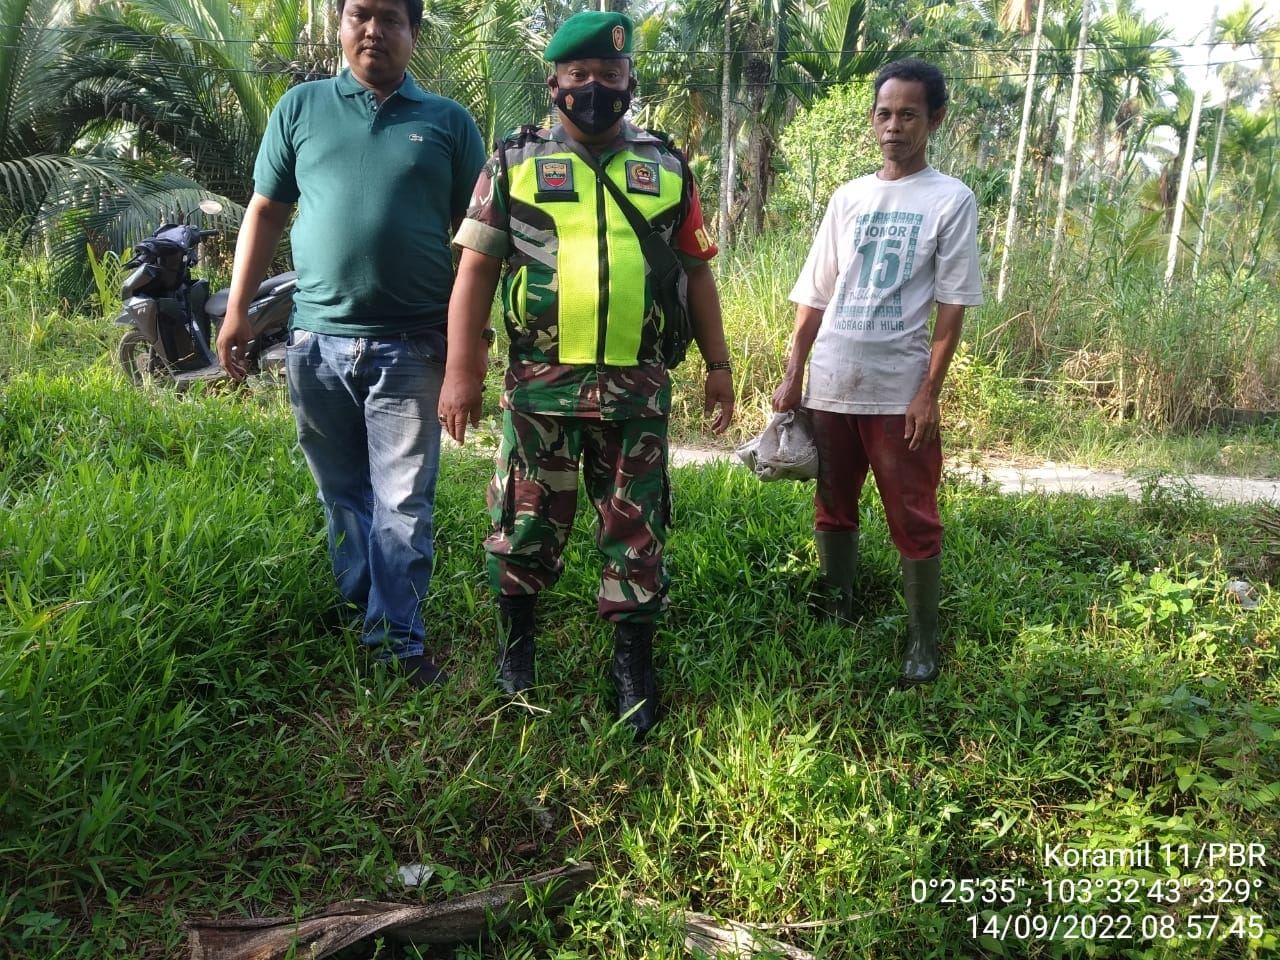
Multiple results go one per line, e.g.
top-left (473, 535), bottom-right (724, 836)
top-left (544, 11), bottom-right (634, 62)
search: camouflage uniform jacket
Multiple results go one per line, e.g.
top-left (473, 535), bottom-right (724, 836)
top-left (453, 122), bottom-right (717, 420)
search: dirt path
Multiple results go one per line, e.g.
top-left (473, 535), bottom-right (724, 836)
top-left (669, 448), bottom-right (1280, 504)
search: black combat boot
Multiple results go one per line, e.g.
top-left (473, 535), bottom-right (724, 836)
top-left (496, 594), bottom-right (537, 695)
top-left (815, 529), bottom-right (859, 623)
top-left (612, 620), bottom-right (659, 740)
top-left (901, 553), bottom-right (942, 684)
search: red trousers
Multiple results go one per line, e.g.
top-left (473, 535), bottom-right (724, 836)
top-left (809, 410), bottom-right (943, 561)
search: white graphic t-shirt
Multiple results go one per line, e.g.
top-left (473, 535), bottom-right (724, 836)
top-left (788, 166), bottom-right (984, 414)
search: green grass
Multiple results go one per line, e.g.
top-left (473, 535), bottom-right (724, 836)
top-left (2, 237), bottom-right (1280, 957)
top-left (2, 364), bottom-right (1278, 959)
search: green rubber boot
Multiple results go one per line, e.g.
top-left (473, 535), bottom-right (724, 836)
top-left (815, 530), bottom-right (859, 623)
top-left (901, 553), bottom-right (942, 684)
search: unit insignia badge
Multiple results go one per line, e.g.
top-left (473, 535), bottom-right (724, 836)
top-left (536, 159), bottom-right (574, 191)
top-left (625, 160), bottom-right (660, 195)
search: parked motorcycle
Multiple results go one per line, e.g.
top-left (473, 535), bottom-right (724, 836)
top-left (114, 199), bottom-right (296, 386)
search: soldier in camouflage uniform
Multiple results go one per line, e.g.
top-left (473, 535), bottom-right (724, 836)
top-left (439, 10), bottom-right (734, 739)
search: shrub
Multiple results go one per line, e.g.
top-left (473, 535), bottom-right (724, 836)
top-left (768, 83), bottom-right (880, 229)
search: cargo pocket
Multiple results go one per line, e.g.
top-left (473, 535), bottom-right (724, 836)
top-left (503, 267), bottom-right (527, 336)
top-left (501, 459), bottom-right (518, 535)
top-left (487, 453), bottom-right (518, 537)
top-left (661, 452), bottom-right (673, 530)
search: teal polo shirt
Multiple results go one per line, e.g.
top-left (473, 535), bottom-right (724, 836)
top-left (253, 69), bottom-right (486, 336)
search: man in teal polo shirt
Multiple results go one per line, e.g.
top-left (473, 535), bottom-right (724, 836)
top-left (216, 0), bottom-right (486, 687)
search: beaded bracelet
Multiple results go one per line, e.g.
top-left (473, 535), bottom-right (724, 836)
top-left (706, 360), bottom-right (732, 372)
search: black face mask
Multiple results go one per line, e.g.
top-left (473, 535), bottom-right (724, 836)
top-left (554, 81), bottom-right (631, 135)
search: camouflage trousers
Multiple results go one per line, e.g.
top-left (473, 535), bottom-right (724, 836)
top-left (485, 409), bottom-right (671, 623)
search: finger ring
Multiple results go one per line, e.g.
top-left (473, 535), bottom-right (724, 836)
top-left (437, 415), bottom-right (446, 423)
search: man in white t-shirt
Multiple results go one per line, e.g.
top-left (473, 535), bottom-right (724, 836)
top-left (773, 58), bottom-right (984, 684)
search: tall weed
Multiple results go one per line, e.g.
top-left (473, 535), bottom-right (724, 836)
top-left (972, 237), bottom-right (1280, 430)
top-left (0, 236), bottom-right (110, 380)
top-left (5, 228), bottom-right (1279, 466)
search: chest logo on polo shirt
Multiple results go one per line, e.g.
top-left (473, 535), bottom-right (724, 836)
top-left (625, 160), bottom-right (660, 195)
top-left (536, 159), bottom-right (574, 191)
top-left (408, 133), bottom-right (424, 142)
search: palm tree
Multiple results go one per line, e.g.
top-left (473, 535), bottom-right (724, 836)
top-left (409, 0), bottom-right (548, 145)
top-left (8, 0), bottom-right (312, 282)
top-left (694, 0), bottom-right (802, 240)
top-left (1049, 0), bottom-right (1093, 275)
top-left (1210, 108), bottom-right (1278, 277)
top-left (996, 0), bottom-right (1047, 303)
top-left (1165, 2), bottom-right (1224, 281)
top-left (657, 0), bottom-right (880, 245)
top-left (1090, 10), bottom-right (1178, 191)
top-left (740, 0), bottom-right (887, 236)
top-left (920, 0), bottom-right (1022, 177)
top-left (1029, 13), bottom-right (1088, 234)
top-left (63, 0), bottom-right (295, 197)
top-left (621, 0), bottom-right (736, 236)
top-left (1258, 19), bottom-right (1280, 109)
top-left (0, 0), bottom-right (148, 254)
top-left (6, 0), bottom-right (533, 285)
top-left (1193, 0), bottom-right (1272, 275)
top-left (1146, 76), bottom-right (1197, 221)
top-left (786, 0), bottom-right (883, 104)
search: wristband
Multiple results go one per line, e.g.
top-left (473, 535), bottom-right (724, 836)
top-left (707, 360), bottom-right (732, 373)
top-left (481, 327), bottom-right (496, 346)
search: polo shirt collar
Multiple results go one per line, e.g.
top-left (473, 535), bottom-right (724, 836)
top-left (335, 67), bottom-right (427, 102)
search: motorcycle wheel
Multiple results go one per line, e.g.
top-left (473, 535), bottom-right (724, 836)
top-left (117, 329), bottom-right (171, 385)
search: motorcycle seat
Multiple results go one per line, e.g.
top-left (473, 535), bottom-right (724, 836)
top-left (205, 271), bottom-right (298, 320)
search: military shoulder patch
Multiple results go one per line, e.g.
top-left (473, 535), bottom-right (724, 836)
top-left (536, 158), bottom-right (575, 192)
top-left (624, 160), bottom-right (660, 196)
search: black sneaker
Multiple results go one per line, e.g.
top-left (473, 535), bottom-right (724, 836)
top-left (396, 654), bottom-right (449, 688)
top-left (320, 601), bottom-right (365, 633)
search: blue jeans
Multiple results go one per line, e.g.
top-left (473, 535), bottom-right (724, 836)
top-left (286, 329), bottom-right (445, 660)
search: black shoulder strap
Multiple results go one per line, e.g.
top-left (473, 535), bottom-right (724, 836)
top-left (645, 129), bottom-right (690, 180)
top-left (562, 138), bottom-right (682, 282)
top-left (648, 130), bottom-right (694, 218)
top-left (562, 137), bottom-right (694, 366)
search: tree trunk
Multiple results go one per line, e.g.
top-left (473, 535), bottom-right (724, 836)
top-left (1034, 104), bottom-right (1059, 240)
top-left (742, 52), bottom-right (770, 237)
top-left (1107, 93), bottom-right (1134, 191)
top-left (718, 0), bottom-right (734, 248)
top-left (1192, 94), bottom-right (1228, 278)
top-left (1165, 4), bottom-right (1218, 282)
top-left (996, 0), bottom-right (1047, 302)
top-left (743, 93), bottom-right (770, 236)
top-left (727, 134), bottom-right (737, 225)
top-left (1092, 106), bottom-right (1108, 184)
top-left (1050, 0), bottom-right (1092, 276)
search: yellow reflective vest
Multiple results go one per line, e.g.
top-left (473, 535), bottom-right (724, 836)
top-left (500, 125), bottom-right (690, 367)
